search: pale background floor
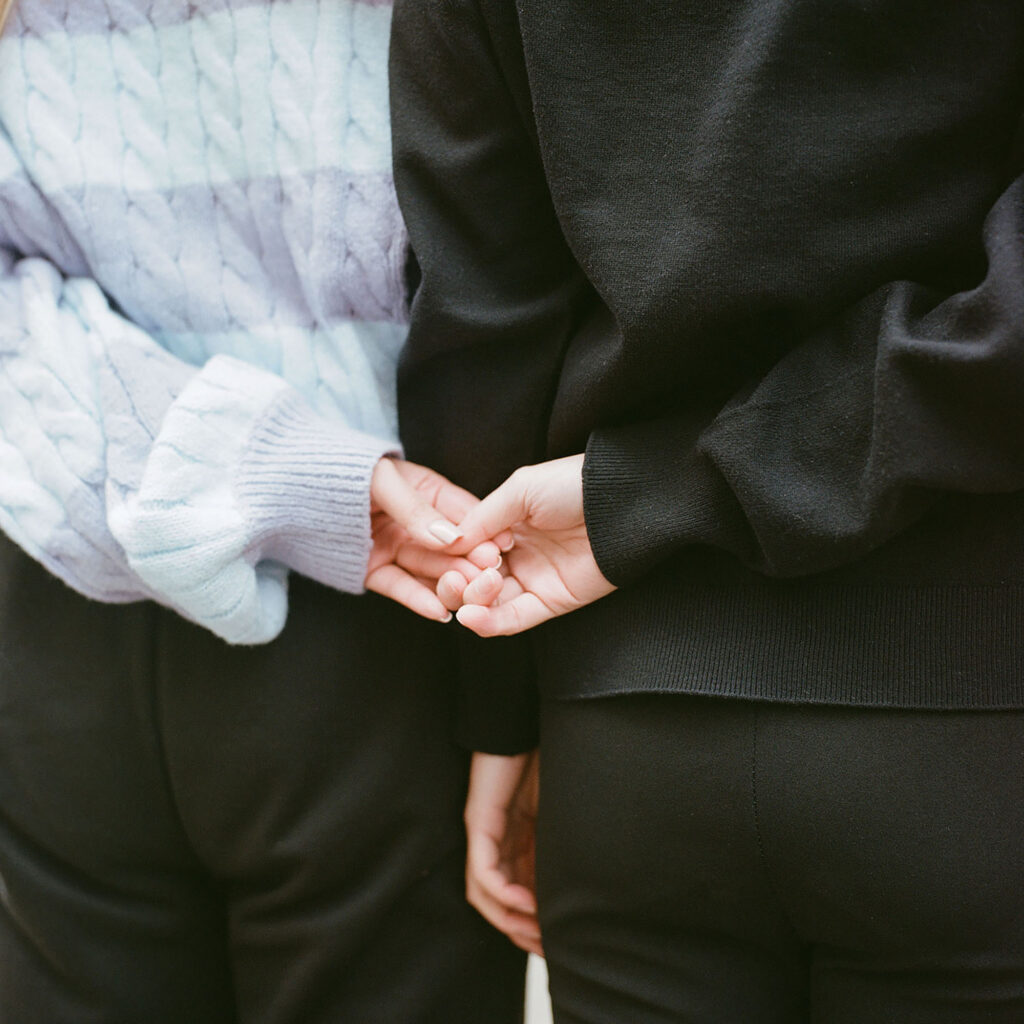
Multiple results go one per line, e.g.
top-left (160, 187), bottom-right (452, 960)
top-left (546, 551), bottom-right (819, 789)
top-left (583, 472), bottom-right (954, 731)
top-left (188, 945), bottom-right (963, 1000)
top-left (525, 955), bottom-right (553, 1024)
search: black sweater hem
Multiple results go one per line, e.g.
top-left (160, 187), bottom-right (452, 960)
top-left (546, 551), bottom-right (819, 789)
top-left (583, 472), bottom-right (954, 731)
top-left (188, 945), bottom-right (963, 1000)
top-left (534, 576), bottom-right (1024, 708)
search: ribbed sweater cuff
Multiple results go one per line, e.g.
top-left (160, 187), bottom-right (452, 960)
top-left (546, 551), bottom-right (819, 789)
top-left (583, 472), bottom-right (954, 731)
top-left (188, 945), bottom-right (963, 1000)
top-left (238, 393), bottom-right (400, 594)
top-left (583, 425), bottom-right (753, 587)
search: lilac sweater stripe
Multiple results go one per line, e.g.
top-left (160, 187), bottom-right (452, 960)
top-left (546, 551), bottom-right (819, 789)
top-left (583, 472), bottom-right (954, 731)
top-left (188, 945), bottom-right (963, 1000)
top-left (7, 0), bottom-right (391, 38)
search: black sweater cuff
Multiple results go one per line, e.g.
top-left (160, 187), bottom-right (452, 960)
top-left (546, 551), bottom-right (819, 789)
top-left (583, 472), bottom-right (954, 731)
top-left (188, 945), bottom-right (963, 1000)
top-left (583, 423), bottom-right (755, 587)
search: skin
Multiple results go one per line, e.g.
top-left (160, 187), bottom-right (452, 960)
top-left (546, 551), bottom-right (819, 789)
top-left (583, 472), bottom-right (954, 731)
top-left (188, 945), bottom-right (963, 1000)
top-left (443, 454), bottom-right (615, 636)
top-left (464, 750), bottom-right (542, 956)
top-left (440, 454), bottom-right (618, 950)
top-left (371, 454), bottom-right (616, 951)
top-left (365, 456), bottom-right (509, 621)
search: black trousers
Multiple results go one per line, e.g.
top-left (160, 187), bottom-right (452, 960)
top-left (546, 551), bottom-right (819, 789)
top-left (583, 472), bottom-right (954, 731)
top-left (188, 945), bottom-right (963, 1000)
top-left (0, 536), bottom-right (524, 1024)
top-left (537, 694), bottom-right (1024, 1024)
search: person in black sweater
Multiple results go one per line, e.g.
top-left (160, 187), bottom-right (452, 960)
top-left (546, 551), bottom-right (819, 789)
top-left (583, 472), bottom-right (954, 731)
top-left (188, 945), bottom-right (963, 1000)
top-left (391, 1), bottom-right (1024, 1019)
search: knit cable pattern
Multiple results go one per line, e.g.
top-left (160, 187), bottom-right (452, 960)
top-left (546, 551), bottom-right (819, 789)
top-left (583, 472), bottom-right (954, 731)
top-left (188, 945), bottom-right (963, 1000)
top-left (0, 0), bottom-right (406, 642)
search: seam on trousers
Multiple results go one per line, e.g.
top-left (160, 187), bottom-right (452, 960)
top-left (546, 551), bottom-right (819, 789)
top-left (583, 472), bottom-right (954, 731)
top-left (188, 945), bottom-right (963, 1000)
top-left (149, 606), bottom-right (210, 871)
top-left (749, 706), bottom-right (800, 940)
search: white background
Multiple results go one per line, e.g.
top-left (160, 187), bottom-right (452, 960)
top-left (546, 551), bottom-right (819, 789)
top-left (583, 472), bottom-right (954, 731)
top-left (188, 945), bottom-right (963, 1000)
top-left (526, 955), bottom-right (553, 1024)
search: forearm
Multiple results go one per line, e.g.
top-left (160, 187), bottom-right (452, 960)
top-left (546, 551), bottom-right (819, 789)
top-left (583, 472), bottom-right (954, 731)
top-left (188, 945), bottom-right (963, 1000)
top-left (0, 253), bottom-right (398, 643)
top-left (586, 174), bottom-right (1024, 583)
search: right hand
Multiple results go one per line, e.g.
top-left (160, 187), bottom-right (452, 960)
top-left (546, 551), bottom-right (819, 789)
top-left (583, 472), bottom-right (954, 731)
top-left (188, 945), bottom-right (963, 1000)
top-left (464, 750), bottom-right (543, 956)
top-left (439, 455), bottom-right (616, 635)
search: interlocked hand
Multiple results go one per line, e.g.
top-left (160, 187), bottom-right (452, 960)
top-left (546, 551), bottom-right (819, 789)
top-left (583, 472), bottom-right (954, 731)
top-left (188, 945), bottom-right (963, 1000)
top-left (440, 455), bottom-right (616, 635)
top-left (366, 457), bottom-right (508, 621)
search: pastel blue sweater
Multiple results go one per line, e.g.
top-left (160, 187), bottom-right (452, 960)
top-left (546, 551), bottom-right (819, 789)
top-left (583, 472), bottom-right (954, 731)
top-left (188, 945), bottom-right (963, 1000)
top-left (0, 0), bottom-right (408, 643)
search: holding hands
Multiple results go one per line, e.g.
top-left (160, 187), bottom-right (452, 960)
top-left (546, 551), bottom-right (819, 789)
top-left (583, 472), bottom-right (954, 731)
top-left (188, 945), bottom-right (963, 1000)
top-left (365, 456), bottom-right (510, 622)
top-left (367, 452), bottom-right (615, 632)
top-left (368, 453), bottom-right (614, 951)
top-left (367, 455), bottom-right (614, 955)
top-left (445, 454), bottom-right (615, 634)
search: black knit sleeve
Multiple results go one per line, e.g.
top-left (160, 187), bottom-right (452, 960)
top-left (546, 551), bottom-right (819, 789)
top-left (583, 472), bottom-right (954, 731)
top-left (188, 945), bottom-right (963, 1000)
top-left (584, 170), bottom-right (1024, 583)
top-left (390, 0), bottom-right (586, 752)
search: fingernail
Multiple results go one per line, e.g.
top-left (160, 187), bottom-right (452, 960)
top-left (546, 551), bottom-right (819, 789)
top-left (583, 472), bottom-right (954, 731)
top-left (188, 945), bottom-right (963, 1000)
top-left (439, 611), bottom-right (454, 624)
top-left (491, 554), bottom-right (503, 570)
top-left (428, 520), bottom-right (462, 545)
top-left (498, 537), bottom-right (515, 552)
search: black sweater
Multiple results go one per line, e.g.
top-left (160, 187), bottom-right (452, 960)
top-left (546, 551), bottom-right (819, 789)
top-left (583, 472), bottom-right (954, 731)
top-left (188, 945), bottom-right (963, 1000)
top-left (391, 0), bottom-right (1024, 739)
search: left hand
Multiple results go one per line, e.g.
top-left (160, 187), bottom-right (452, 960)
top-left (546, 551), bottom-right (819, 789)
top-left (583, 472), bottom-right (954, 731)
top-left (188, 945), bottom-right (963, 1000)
top-left (366, 458), bottom-right (508, 621)
top-left (464, 750), bottom-right (543, 956)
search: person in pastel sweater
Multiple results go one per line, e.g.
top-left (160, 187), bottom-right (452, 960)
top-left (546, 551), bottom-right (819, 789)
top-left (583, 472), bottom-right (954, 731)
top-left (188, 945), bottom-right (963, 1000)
top-left (0, 2), bottom-right (532, 1021)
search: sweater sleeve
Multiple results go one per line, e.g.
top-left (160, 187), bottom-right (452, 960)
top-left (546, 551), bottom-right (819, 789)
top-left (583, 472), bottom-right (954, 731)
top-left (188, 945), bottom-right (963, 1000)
top-left (391, 0), bottom-right (569, 754)
top-left (584, 169), bottom-right (1024, 583)
top-left (393, 0), bottom-right (1024, 589)
top-left (0, 250), bottom-right (397, 644)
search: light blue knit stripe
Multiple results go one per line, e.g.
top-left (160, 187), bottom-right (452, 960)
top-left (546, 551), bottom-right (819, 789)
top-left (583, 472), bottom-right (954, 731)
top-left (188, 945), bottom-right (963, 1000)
top-left (0, 1), bottom-right (393, 193)
top-left (0, 126), bottom-right (92, 274)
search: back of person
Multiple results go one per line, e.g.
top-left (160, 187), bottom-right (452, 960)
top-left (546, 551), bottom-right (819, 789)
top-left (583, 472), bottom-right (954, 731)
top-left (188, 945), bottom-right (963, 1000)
top-left (391, 2), bottom-right (1024, 1021)
top-left (0, 3), bottom-right (527, 1021)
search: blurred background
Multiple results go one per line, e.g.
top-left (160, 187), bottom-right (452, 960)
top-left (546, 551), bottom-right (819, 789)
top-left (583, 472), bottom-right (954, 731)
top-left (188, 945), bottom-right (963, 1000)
top-left (526, 955), bottom-right (553, 1024)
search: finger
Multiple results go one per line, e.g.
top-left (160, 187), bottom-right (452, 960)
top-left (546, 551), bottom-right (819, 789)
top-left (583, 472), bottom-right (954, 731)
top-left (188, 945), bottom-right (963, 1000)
top-left (471, 869), bottom-right (537, 917)
top-left (365, 564), bottom-right (452, 623)
top-left (466, 879), bottom-right (543, 948)
top-left (396, 462), bottom-right (518, 552)
top-left (456, 592), bottom-right (554, 636)
top-left (415, 469), bottom-right (484, 522)
top-left (461, 566), bottom-right (506, 607)
top-left (466, 830), bottom-right (543, 953)
top-left (466, 829), bottom-right (536, 913)
top-left (394, 545), bottom-right (482, 581)
top-left (422, 478), bottom-right (514, 553)
top-left (437, 569), bottom-right (469, 611)
top-left (372, 458), bottom-right (463, 549)
top-left (510, 884), bottom-right (538, 916)
top-left (451, 471), bottom-right (531, 553)
top-left (514, 934), bottom-right (545, 958)
top-left (466, 543), bottom-right (504, 571)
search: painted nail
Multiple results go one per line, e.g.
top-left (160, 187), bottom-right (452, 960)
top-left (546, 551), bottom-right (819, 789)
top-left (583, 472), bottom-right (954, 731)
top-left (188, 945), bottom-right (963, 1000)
top-left (428, 520), bottom-right (462, 545)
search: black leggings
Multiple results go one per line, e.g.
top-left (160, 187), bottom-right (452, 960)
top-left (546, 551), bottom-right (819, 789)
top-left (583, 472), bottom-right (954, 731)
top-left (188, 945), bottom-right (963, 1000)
top-left (537, 694), bottom-right (1024, 1024)
top-left (0, 535), bottom-right (524, 1024)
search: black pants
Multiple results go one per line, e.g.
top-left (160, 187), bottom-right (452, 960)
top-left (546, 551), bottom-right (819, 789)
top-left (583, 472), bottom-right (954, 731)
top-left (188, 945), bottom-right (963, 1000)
top-left (0, 536), bottom-right (524, 1024)
top-left (537, 694), bottom-right (1024, 1024)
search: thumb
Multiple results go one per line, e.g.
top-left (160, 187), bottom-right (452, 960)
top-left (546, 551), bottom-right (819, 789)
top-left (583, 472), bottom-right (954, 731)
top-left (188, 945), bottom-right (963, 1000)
top-left (371, 457), bottom-right (463, 548)
top-left (455, 469), bottom-right (532, 552)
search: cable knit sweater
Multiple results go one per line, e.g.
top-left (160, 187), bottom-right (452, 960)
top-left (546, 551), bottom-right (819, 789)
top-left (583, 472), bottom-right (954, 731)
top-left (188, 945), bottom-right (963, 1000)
top-left (0, 0), bottom-right (408, 644)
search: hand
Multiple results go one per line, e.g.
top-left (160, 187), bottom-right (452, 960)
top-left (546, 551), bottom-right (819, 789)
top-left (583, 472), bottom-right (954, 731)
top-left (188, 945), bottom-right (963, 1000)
top-left (366, 457), bottom-right (509, 621)
top-left (464, 751), bottom-right (543, 956)
top-left (440, 454), bottom-right (615, 636)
